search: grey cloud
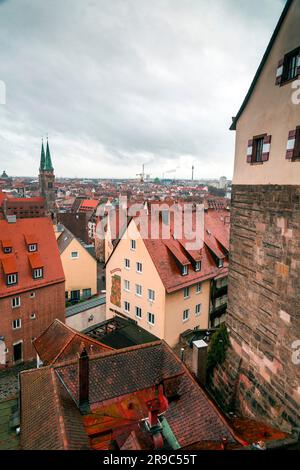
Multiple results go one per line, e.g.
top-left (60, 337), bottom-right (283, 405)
top-left (0, 0), bottom-right (285, 178)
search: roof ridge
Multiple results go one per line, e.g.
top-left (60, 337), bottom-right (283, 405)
top-left (54, 340), bottom-right (163, 370)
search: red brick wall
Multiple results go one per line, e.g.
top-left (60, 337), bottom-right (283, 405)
top-left (0, 282), bottom-right (65, 366)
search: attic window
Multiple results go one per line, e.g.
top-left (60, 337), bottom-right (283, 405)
top-left (182, 265), bottom-right (188, 276)
top-left (7, 273), bottom-right (18, 286)
top-left (33, 268), bottom-right (43, 279)
top-left (28, 244), bottom-right (37, 252)
top-left (282, 47), bottom-right (300, 83)
top-left (195, 261), bottom-right (201, 272)
top-left (4, 247), bottom-right (12, 254)
top-left (218, 259), bottom-right (224, 268)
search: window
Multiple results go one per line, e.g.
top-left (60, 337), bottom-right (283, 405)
top-left (253, 136), bottom-right (264, 163)
top-left (195, 261), bottom-right (201, 272)
top-left (148, 312), bottom-right (155, 325)
top-left (282, 48), bottom-right (300, 83)
top-left (136, 284), bottom-right (142, 296)
top-left (183, 287), bottom-right (190, 299)
top-left (148, 289), bottom-right (155, 302)
top-left (13, 342), bottom-right (22, 362)
top-left (216, 277), bottom-right (228, 289)
top-left (182, 265), bottom-right (188, 276)
top-left (71, 251), bottom-right (79, 258)
top-left (71, 290), bottom-right (80, 301)
top-left (4, 247), bottom-right (12, 253)
top-left (124, 301), bottom-right (130, 313)
top-left (136, 262), bottom-right (142, 273)
top-left (11, 297), bottom-right (21, 308)
top-left (82, 288), bottom-right (91, 299)
top-left (196, 282), bottom-right (202, 294)
top-left (28, 244), bottom-right (37, 252)
top-left (215, 295), bottom-right (228, 308)
top-left (30, 313), bottom-right (36, 320)
top-left (130, 239), bottom-right (136, 250)
top-left (124, 258), bottom-right (130, 269)
top-left (124, 280), bottom-right (130, 292)
top-left (294, 127), bottom-right (300, 160)
top-left (7, 273), bottom-right (17, 285)
top-left (218, 259), bottom-right (224, 268)
top-left (12, 319), bottom-right (21, 330)
top-left (183, 309), bottom-right (189, 322)
top-left (135, 306), bottom-right (142, 319)
top-left (33, 268), bottom-right (43, 279)
top-left (30, 292), bottom-right (36, 299)
top-left (195, 304), bottom-right (202, 316)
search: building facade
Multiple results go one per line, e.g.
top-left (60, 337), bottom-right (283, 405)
top-left (213, 0), bottom-right (300, 431)
top-left (55, 225), bottom-right (97, 304)
top-left (106, 210), bottom-right (229, 347)
top-left (0, 217), bottom-right (65, 367)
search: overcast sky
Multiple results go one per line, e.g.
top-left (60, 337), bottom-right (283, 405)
top-left (0, 0), bottom-right (285, 179)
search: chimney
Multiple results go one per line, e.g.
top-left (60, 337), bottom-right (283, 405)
top-left (192, 339), bottom-right (208, 386)
top-left (79, 346), bottom-right (89, 411)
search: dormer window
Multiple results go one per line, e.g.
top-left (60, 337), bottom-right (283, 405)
top-left (2, 239), bottom-right (13, 254)
top-left (218, 259), bottom-right (224, 268)
top-left (4, 247), bottom-right (12, 254)
top-left (33, 268), bottom-right (43, 279)
top-left (195, 261), bottom-right (201, 272)
top-left (28, 244), bottom-right (37, 252)
top-left (182, 265), bottom-right (188, 276)
top-left (7, 273), bottom-right (18, 286)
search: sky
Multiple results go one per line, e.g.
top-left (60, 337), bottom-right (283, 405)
top-left (0, 0), bottom-right (286, 179)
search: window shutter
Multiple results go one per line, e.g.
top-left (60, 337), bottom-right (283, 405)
top-left (286, 129), bottom-right (296, 159)
top-left (275, 58), bottom-right (284, 85)
top-left (262, 135), bottom-right (271, 161)
top-left (246, 139), bottom-right (253, 163)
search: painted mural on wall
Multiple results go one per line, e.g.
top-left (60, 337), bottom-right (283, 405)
top-left (110, 273), bottom-right (121, 307)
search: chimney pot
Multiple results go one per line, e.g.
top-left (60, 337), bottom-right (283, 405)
top-left (192, 339), bottom-right (208, 386)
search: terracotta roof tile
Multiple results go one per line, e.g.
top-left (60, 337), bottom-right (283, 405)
top-left (0, 217), bottom-right (64, 297)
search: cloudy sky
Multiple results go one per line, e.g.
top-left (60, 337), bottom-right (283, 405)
top-left (0, 0), bottom-right (285, 179)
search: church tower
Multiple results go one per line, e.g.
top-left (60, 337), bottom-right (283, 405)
top-left (39, 138), bottom-right (56, 218)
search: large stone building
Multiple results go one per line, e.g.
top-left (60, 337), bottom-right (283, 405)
top-left (0, 217), bottom-right (65, 366)
top-left (212, 0), bottom-right (300, 432)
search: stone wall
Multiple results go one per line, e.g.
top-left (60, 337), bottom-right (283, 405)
top-left (211, 185), bottom-right (300, 432)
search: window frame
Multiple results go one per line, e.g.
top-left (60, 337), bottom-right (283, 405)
top-left (130, 239), bottom-right (136, 251)
top-left (292, 126), bottom-right (300, 160)
top-left (124, 258), bottom-right (130, 269)
top-left (281, 47), bottom-right (300, 84)
top-left (183, 286), bottom-right (190, 299)
top-left (196, 282), bottom-right (202, 294)
top-left (148, 288), bottom-right (155, 302)
top-left (183, 309), bottom-right (190, 322)
top-left (148, 311), bottom-right (155, 325)
top-left (11, 296), bottom-right (21, 309)
top-left (12, 318), bottom-right (22, 330)
top-left (136, 262), bottom-right (143, 273)
top-left (135, 306), bottom-right (142, 319)
top-left (195, 303), bottom-right (202, 316)
top-left (124, 301), bottom-right (130, 313)
top-left (124, 279), bottom-right (130, 292)
top-left (28, 244), bottom-right (37, 252)
top-left (7, 273), bottom-right (18, 286)
top-left (135, 284), bottom-right (142, 297)
top-left (33, 268), bottom-right (43, 279)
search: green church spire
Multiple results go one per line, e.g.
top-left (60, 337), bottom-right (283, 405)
top-left (40, 139), bottom-right (46, 171)
top-left (45, 138), bottom-right (54, 172)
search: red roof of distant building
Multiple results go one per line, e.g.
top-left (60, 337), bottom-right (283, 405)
top-left (0, 217), bottom-right (64, 297)
top-left (79, 199), bottom-right (99, 211)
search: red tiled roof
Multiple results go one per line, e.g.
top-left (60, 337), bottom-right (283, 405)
top-left (28, 252), bottom-right (44, 269)
top-left (140, 211), bottom-right (229, 293)
top-left (79, 199), bottom-right (99, 210)
top-left (0, 217), bottom-right (64, 297)
top-left (21, 340), bottom-right (242, 450)
top-left (1, 254), bottom-right (18, 274)
top-left (24, 233), bottom-right (38, 245)
top-left (33, 319), bottom-right (112, 365)
top-left (1, 239), bottom-right (12, 249)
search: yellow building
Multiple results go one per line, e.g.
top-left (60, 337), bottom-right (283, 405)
top-left (55, 225), bottom-right (97, 303)
top-left (106, 211), bottom-right (229, 347)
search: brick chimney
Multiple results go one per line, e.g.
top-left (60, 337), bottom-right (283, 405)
top-left (79, 346), bottom-right (89, 412)
top-left (192, 339), bottom-right (208, 386)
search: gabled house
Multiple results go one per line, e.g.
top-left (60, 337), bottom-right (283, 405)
top-left (0, 217), bottom-right (65, 367)
top-left (55, 225), bottom-right (97, 304)
top-left (106, 209), bottom-right (229, 347)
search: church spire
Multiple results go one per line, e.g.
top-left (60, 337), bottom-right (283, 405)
top-left (45, 137), bottom-right (54, 172)
top-left (40, 139), bottom-right (46, 171)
